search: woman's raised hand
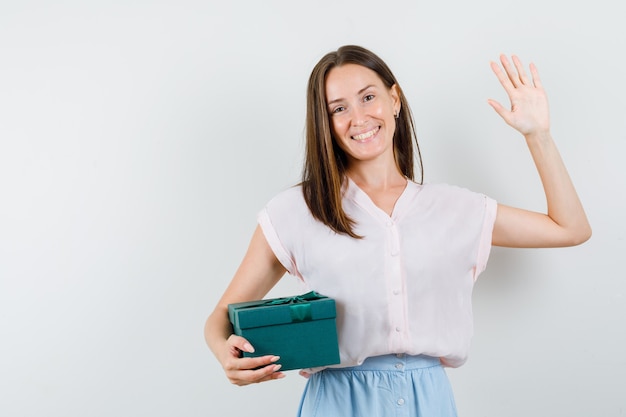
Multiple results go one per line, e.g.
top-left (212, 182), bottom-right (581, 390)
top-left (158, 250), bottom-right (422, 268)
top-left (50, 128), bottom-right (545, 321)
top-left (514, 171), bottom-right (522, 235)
top-left (487, 54), bottom-right (550, 137)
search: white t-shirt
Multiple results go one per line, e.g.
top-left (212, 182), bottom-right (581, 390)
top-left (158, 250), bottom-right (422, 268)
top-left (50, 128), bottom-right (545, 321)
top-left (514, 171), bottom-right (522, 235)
top-left (258, 178), bottom-right (497, 369)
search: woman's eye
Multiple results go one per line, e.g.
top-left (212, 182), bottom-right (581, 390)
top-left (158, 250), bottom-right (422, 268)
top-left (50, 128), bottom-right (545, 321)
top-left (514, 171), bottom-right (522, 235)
top-left (332, 106), bottom-right (345, 114)
top-left (363, 94), bottom-right (375, 102)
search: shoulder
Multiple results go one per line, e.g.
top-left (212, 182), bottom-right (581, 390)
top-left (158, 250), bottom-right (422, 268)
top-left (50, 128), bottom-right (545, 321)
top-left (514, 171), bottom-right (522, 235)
top-left (419, 182), bottom-right (484, 199)
top-left (265, 184), bottom-right (306, 210)
top-left (261, 184), bottom-right (313, 225)
top-left (417, 182), bottom-right (495, 212)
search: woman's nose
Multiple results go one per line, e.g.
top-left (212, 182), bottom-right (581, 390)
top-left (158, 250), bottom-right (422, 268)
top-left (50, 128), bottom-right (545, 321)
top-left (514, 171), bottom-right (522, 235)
top-left (350, 106), bottom-right (367, 127)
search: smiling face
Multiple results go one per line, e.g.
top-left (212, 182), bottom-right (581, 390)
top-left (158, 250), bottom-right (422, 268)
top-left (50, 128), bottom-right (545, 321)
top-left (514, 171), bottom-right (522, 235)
top-left (325, 63), bottom-right (400, 166)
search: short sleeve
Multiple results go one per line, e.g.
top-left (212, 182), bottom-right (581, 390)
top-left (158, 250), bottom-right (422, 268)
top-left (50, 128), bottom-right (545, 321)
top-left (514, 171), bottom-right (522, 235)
top-left (256, 187), bottom-right (308, 281)
top-left (257, 207), bottom-right (302, 279)
top-left (473, 195), bottom-right (497, 281)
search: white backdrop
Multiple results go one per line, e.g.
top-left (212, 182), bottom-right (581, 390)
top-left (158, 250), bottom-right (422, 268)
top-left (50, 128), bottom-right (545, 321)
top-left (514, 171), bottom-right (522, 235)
top-left (1, 1), bottom-right (624, 416)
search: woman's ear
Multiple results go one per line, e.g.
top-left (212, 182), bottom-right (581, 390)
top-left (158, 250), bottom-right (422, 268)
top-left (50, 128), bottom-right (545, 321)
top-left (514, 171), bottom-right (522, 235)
top-left (390, 84), bottom-right (401, 115)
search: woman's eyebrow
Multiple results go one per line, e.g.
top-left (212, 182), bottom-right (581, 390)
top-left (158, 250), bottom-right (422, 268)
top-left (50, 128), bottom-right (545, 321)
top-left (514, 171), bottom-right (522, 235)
top-left (327, 85), bottom-right (376, 107)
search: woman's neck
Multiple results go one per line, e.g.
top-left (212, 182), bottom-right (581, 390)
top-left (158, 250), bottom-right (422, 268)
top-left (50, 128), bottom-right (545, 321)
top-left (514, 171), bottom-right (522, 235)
top-left (345, 161), bottom-right (407, 192)
top-left (345, 163), bottom-right (408, 216)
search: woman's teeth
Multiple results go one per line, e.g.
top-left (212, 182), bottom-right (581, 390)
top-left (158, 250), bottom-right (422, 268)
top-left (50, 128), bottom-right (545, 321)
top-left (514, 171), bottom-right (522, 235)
top-left (352, 127), bottom-right (378, 141)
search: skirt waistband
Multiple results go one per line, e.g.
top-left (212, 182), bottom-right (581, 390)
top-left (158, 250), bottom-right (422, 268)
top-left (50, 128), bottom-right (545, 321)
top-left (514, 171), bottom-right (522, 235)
top-left (327, 354), bottom-right (441, 372)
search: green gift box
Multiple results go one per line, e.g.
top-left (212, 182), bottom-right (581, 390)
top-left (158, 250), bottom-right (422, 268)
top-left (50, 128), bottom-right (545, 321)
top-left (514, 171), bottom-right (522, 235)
top-left (228, 291), bottom-right (340, 371)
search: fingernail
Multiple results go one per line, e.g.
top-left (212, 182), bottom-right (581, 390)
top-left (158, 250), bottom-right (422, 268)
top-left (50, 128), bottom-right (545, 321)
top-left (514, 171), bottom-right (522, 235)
top-left (276, 372), bottom-right (286, 379)
top-left (243, 343), bottom-right (254, 353)
top-left (270, 356), bottom-right (280, 362)
top-left (273, 364), bottom-right (282, 372)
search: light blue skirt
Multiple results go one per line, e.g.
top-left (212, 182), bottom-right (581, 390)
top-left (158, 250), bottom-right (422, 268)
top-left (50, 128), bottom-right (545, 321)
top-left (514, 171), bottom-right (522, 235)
top-left (297, 354), bottom-right (458, 417)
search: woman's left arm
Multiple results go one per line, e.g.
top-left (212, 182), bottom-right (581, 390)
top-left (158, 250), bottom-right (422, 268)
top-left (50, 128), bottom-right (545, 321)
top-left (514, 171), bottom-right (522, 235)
top-left (488, 54), bottom-right (592, 248)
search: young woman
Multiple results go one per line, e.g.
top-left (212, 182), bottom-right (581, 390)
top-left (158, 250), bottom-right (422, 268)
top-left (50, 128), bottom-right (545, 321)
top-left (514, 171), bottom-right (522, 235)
top-left (204, 45), bottom-right (591, 416)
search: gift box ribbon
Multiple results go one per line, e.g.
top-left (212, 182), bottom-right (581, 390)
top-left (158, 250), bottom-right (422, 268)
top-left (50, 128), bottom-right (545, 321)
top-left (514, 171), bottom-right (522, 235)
top-left (238, 291), bottom-right (325, 323)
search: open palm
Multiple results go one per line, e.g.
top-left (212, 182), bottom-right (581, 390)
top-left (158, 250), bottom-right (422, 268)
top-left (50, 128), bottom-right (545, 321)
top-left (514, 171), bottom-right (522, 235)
top-left (488, 54), bottom-right (550, 136)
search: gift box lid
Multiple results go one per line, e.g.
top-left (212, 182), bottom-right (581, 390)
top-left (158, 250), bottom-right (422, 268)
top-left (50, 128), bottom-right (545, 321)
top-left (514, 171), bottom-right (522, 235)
top-left (228, 291), bottom-right (336, 330)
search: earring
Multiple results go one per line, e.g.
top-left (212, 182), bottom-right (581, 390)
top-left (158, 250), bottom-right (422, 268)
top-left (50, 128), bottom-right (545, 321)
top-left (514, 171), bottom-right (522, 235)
top-left (394, 111), bottom-right (399, 119)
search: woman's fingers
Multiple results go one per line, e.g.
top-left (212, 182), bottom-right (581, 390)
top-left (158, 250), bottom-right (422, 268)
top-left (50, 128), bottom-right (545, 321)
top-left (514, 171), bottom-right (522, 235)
top-left (222, 335), bottom-right (285, 385)
top-left (499, 54), bottom-right (530, 88)
top-left (529, 62), bottom-right (543, 89)
top-left (496, 54), bottom-right (533, 90)
top-left (488, 54), bottom-right (550, 135)
top-left (514, 55), bottom-right (532, 86)
top-left (500, 54), bottom-right (521, 87)
top-left (226, 334), bottom-right (255, 355)
top-left (498, 54), bottom-right (540, 90)
top-left (224, 354), bottom-right (281, 372)
top-left (490, 59), bottom-right (513, 93)
top-left (224, 355), bottom-right (285, 386)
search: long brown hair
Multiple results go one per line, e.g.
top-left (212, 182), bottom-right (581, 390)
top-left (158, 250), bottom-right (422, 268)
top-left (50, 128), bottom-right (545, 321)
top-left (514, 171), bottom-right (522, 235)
top-left (302, 45), bottom-right (423, 238)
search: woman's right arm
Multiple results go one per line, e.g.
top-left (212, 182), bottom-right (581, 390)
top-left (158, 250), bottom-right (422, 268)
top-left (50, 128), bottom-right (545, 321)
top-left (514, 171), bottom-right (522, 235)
top-left (204, 225), bottom-right (288, 385)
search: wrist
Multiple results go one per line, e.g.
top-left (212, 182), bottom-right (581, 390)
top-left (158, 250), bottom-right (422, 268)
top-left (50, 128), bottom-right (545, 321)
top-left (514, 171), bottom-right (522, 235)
top-left (524, 130), bottom-right (552, 145)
